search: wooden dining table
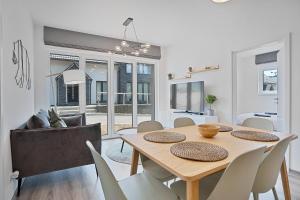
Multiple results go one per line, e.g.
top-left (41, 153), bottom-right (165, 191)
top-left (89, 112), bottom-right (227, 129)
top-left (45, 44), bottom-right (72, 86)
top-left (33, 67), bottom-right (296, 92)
top-left (122, 123), bottom-right (297, 200)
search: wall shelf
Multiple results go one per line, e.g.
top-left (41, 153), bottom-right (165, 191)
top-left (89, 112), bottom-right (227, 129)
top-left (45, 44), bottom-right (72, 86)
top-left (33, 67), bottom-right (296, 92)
top-left (168, 65), bottom-right (220, 80)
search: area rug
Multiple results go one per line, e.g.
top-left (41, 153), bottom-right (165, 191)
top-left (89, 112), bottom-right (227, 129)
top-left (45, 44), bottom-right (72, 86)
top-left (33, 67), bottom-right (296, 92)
top-left (105, 140), bottom-right (141, 165)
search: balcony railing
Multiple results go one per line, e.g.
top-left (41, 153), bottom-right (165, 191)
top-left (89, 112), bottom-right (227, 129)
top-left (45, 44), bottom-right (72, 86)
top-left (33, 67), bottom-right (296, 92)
top-left (96, 92), bottom-right (152, 105)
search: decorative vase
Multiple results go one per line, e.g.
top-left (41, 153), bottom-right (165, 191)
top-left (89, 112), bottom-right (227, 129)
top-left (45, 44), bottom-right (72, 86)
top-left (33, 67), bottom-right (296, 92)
top-left (207, 108), bottom-right (214, 116)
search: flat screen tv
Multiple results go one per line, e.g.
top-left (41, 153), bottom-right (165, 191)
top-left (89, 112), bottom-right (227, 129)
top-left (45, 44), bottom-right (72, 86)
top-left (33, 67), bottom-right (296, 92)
top-left (170, 81), bottom-right (204, 113)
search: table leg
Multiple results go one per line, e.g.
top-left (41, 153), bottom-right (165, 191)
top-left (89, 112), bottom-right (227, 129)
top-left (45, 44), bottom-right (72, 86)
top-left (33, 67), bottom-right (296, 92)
top-left (281, 159), bottom-right (291, 200)
top-left (186, 180), bottom-right (200, 200)
top-left (130, 148), bottom-right (139, 176)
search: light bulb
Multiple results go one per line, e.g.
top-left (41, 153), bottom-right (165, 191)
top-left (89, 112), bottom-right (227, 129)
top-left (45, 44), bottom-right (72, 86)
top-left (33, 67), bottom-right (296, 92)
top-left (132, 51), bottom-right (140, 56)
top-left (121, 40), bottom-right (129, 47)
top-left (115, 46), bottom-right (122, 51)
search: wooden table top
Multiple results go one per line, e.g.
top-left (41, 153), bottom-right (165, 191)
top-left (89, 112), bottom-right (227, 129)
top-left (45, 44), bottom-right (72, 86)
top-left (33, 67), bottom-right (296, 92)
top-left (122, 123), bottom-right (297, 181)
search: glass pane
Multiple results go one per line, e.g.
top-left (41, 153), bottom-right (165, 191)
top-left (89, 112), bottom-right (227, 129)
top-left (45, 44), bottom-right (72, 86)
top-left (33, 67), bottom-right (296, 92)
top-left (85, 59), bottom-right (108, 136)
top-left (137, 63), bottom-right (155, 124)
top-left (49, 53), bottom-right (80, 114)
top-left (114, 62), bottom-right (133, 133)
top-left (263, 69), bottom-right (277, 92)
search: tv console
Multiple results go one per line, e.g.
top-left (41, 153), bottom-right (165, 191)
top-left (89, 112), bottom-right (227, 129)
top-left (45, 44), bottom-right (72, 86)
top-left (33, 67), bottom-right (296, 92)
top-left (170, 111), bottom-right (219, 127)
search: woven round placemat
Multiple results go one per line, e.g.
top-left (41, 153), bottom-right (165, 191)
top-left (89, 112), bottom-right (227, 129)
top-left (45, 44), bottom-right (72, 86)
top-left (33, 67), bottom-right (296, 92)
top-left (219, 125), bottom-right (233, 132)
top-left (143, 131), bottom-right (186, 143)
top-left (170, 142), bottom-right (228, 162)
top-left (231, 130), bottom-right (279, 142)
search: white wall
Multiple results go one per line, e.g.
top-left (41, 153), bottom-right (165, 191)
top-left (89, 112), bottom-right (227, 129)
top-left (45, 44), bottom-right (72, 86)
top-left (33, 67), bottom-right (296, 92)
top-left (0, 0), bottom-right (34, 200)
top-left (237, 55), bottom-right (277, 114)
top-left (164, 0), bottom-right (300, 171)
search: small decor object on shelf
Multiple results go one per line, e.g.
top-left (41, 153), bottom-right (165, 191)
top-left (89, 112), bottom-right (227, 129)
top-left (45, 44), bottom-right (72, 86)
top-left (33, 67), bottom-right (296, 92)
top-left (12, 40), bottom-right (31, 90)
top-left (205, 94), bottom-right (217, 116)
top-left (168, 73), bottom-right (175, 80)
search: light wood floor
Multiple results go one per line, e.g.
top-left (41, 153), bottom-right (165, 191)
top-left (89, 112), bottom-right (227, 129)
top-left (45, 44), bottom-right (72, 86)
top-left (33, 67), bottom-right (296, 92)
top-left (14, 139), bottom-right (300, 200)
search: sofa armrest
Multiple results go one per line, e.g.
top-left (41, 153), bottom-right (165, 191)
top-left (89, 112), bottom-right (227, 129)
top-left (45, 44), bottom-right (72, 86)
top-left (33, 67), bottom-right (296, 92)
top-left (10, 123), bottom-right (101, 178)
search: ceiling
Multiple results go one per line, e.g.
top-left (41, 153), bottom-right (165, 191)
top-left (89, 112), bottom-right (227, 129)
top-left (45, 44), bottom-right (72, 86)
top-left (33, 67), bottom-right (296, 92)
top-left (25, 0), bottom-right (240, 46)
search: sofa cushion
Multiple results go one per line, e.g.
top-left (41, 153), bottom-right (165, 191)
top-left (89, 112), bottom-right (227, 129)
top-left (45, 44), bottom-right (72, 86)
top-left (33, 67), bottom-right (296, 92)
top-left (61, 115), bottom-right (82, 127)
top-left (27, 115), bottom-right (50, 129)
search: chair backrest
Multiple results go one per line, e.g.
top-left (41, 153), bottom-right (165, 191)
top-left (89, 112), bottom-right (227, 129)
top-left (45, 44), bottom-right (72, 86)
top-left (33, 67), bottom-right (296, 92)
top-left (207, 146), bottom-right (266, 200)
top-left (86, 141), bottom-right (126, 200)
top-left (252, 136), bottom-right (293, 193)
top-left (137, 121), bottom-right (163, 163)
top-left (174, 117), bottom-right (195, 128)
top-left (242, 117), bottom-right (274, 131)
top-left (137, 121), bottom-right (163, 133)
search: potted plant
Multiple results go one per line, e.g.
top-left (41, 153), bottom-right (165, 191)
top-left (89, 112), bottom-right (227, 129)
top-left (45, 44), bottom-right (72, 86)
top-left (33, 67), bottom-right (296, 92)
top-left (205, 95), bottom-right (217, 116)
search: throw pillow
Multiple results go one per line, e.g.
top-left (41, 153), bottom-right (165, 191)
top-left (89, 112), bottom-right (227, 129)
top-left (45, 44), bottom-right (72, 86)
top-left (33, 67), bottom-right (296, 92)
top-left (51, 119), bottom-right (68, 128)
top-left (27, 115), bottom-right (49, 129)
top-left (36, 113), bottom-right (51, 128)
top-left (48, 109), bottom-right (60, 124)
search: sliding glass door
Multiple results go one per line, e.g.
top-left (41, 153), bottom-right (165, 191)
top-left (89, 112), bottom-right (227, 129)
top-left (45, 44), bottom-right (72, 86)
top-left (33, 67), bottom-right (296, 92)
top-left (112, 62), bottom-right (133, 133)
top-left (85, 59), bottom-right (108, 135)
top-left (137, 63), bottom-right (155, 124)
top-left (49, 50), bottom-right (157, 137)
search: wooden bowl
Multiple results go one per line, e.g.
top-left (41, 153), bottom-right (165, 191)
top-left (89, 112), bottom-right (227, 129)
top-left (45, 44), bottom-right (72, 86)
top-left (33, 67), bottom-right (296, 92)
top-left (198, 124), bottom-right (220, 138)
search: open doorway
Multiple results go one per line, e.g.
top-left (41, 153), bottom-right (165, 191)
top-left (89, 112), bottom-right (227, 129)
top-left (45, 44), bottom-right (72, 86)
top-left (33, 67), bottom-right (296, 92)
top-left (235, 44), bottom-right (280, 130)
top-left (232, 34), bottom-right (291, 164)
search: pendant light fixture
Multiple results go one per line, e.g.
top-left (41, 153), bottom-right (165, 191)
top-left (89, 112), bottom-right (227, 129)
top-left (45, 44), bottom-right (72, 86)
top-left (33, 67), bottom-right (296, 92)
top-left (114, 17), bottom-right (151, 56)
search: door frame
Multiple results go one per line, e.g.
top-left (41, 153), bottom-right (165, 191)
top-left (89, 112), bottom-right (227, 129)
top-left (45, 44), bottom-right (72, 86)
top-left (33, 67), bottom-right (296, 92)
top-left (47, 46), bottom-right (160, 137)
top-left (0, 2), bottom-right (4, 198)
top-left (231, 33), bottom-right (291, 165)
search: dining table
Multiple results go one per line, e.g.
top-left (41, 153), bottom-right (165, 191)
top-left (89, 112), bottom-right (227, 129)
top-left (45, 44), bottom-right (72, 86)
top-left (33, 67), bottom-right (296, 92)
top-left (122, 123), bottom-right (297, 200)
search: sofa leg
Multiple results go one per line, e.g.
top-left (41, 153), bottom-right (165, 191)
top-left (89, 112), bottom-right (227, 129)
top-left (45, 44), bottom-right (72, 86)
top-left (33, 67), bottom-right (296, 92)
top-left (95, 164), bottom-right (98, 178)
top-left (17, 178), bottom-right (22, 196)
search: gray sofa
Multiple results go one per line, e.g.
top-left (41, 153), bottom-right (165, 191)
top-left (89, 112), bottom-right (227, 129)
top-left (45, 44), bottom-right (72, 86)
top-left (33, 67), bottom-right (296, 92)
top-left (10, 113), bottom-right (101, 196)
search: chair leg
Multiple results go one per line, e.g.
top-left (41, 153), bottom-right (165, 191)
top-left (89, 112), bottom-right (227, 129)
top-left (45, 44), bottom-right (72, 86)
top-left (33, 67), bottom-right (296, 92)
top-left (253, 192), bottom-right (259, 200)
top-left (95, 164), bottom-right (98, 178)
top-left (120, 141), bottom-right (125, 152)
top-left (272, 187), bottom-right (279, 200)
top-left (17, 178), bottom-right (22, 196)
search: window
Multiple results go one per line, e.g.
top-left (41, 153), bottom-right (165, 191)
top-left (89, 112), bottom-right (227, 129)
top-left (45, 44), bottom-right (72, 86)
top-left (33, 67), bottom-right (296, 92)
top-left (137, 63), bottom-right (151, 74)
top-left (126, 82), bottom-right (132, 103)
top-left (50, 53), bottom-right (80, 108)
top-left (258, 67), bottom-right (277, 95)
top-left (96, 81), bottom-right (108, 103)
top-left (126, 64), bottom-right (132, 74)
top-left (67, 84), bottom-right (79, 103)
top-left (137, 82), bottom-right (150, 104)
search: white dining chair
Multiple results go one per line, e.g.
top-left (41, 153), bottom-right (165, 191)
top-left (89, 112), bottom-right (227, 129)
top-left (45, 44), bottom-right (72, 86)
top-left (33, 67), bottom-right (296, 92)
top-left (170, 146), bottom-right (267, 200)
top-left (86, 141), bottom-right (179, 200)
top-left (138, 121), bottom-right (176, 182)
top-left (242, 117), bottom-right (274, 131)
top-left (252, 135), bottom-right (294, 200)
top-left (174, 117), bottom-right (195, 128)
